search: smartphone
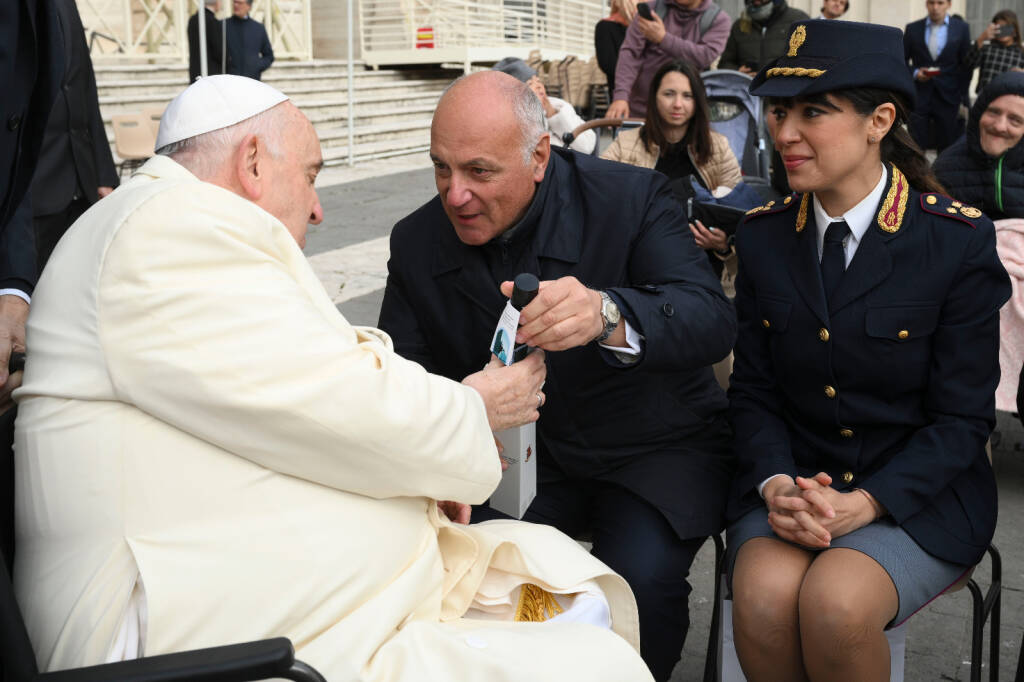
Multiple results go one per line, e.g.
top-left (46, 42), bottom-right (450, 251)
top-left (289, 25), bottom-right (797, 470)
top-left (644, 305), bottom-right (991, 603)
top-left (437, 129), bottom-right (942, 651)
top-left (997, 24), bottom-right (1015, 39)
top-left (636, 3), bottom-right (653, 20)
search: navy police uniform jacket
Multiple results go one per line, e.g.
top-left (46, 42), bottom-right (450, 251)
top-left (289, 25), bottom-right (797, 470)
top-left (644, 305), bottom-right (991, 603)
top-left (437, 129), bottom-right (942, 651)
top-left (379, 148), bottom-right (737, 540)
top-left (727, 165), bottom-right (1011, 567)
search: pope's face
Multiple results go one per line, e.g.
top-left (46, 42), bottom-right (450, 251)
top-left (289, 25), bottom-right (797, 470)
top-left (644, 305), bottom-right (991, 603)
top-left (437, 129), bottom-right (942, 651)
top-left (430, 76), bottom-right (549, 246)
top-left (259, 107), bottom-right (324, 248)
top-left (979, 94), bottom-right (1024, 158)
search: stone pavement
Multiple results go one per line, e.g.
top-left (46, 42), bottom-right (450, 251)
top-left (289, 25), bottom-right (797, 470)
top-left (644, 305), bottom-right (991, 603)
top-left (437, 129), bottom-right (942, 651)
top-left (310, 164), bottom-right (1024, 682)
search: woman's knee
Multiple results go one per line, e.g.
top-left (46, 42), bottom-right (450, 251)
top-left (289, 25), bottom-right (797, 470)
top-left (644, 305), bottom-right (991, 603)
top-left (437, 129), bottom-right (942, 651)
top-left (731, 539), bottom-right (810, 638)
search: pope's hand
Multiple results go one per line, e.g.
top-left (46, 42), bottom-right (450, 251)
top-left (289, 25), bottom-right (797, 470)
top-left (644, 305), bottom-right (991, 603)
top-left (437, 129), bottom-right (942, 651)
top-left (462, 351), bottom-right (546, 432)
top-left (438, 500), bottom-right (472, 524)
top-left (0, 295), bottom-right (28, 416)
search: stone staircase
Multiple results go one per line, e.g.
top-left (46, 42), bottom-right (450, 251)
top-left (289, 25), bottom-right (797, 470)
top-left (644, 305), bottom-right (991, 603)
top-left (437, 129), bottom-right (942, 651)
top-left (95, 59), bottom-right (461, 166)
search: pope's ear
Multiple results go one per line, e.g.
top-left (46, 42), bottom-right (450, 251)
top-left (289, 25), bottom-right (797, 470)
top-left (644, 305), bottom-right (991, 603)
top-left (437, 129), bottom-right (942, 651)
top-left (235, 133), bottom-right (264, 200)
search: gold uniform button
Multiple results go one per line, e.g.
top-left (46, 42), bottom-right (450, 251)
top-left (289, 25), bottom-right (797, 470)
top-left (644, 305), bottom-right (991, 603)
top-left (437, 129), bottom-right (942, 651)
top-left (824, 385), bottom-right (837, 399)
top-left (897, 329), bottom-right (909, 340)
top-left (762, 319), bottom-right (771, 329)
top-left (925, 195), bottom-right (938, 205)
top-left (842, 471), bottom-right (854, 484)
top-left (818, 328), bottom-right (830, 342)
top-left (839, 428), bottom-right (854, 438)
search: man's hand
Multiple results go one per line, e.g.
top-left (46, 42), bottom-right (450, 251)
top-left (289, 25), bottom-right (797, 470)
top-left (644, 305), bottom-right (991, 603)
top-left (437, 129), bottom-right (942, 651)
top-left (606, 99), bottom-right (630, 119)
top-left (737, 65), bottom-right (756, 75)
top-left (462, 351), bottom-right (546, 432)
top-left (915, 69), bottom-right (938, 82)
top-left (636, 12), bottom-right (666, 44)
top-left (0, 295), bottom-right (29, 415)
top-left (438, 500), bottom-right (472, 524)
top-left (501, 276), bottom-right (608, 351)
top-left (97, 186), bottom-right (114, 199)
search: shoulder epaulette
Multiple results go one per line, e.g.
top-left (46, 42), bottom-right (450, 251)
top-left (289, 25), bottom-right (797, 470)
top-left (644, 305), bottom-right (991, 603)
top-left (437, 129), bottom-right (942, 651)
top-left (744, 193), bottom-right (800, 218)
top-left (920, 193), bottom-right (983, 229)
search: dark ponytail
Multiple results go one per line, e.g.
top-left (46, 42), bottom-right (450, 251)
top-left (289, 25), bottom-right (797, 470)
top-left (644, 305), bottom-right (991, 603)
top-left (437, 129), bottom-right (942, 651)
top-left (838, 88), bottom-right (947, 194)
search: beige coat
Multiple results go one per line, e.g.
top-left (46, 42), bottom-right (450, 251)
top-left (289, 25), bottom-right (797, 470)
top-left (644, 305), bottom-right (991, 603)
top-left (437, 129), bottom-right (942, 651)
top-left (13, 156), bottom-right (652, 682)
top-left (601, 127), bottom-right (742, 191)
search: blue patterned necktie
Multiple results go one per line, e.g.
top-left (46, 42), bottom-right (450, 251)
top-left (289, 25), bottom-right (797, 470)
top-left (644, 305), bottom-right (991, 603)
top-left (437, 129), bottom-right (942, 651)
top-left (821, 220), bottom-right (851, 303)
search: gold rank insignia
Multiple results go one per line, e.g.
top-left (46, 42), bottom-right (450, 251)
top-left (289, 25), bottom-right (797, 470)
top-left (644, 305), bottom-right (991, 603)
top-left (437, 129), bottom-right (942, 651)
top-left (876, 166), bottom-right (908, 233)
top-left (788, 25), bottom-right (807, 57)
top-left (921, 193), bottom-right (985, 226)
top-left (795, 193), bottom-right (810, 232)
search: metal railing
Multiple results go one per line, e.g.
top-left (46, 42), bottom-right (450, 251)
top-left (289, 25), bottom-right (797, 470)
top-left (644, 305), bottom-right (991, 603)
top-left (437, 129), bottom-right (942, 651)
top-left (357, 0), bottom-right (608, 69)
top-left (78, 0), bottom-right (312, 61)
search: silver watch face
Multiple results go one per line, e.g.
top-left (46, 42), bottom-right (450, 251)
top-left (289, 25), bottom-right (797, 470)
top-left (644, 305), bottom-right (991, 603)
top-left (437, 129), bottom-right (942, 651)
top-left (602, 294), bottom-right (621, 324)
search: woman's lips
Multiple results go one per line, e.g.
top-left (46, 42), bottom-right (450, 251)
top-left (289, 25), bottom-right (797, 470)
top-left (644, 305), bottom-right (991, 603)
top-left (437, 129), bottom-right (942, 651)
top-left (782, 156), bottom-right (809, 170)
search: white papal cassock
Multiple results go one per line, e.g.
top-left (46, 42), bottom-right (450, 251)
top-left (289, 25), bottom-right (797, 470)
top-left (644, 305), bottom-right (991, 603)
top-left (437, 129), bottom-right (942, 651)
top-left (13, 155), bottom-right (653, 682)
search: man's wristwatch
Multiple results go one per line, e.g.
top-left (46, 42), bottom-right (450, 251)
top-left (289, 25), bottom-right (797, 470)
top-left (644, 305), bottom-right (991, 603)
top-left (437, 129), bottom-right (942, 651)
top-left (595, 291), bottom-right (621, 343)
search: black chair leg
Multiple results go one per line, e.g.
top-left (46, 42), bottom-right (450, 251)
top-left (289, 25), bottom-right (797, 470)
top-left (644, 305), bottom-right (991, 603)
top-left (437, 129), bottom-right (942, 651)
top-left (966, 543), bottom-right (1001, 682)
top-left (703, 533), bottom-right (725, 682)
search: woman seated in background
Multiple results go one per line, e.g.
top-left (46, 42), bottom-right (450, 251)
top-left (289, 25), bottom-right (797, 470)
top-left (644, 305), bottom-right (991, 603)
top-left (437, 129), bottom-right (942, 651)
top-left (727, 20), bottom-right (1010, 682)
top-left (966, 9), bottom-right (1024, 96)
top-left (601, 59), bottom-right (742, 267)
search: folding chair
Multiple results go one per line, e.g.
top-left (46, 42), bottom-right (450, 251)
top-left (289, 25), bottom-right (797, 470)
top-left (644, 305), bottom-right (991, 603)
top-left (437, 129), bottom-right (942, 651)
top-left (111, 113), bottom-right (156, 177)
top-left (141, 104), bottom-right (166, 139)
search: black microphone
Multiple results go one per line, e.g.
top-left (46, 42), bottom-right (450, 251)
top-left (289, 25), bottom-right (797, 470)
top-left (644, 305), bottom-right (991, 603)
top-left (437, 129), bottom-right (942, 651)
top-left (510, 274), bottom-right (539, 362)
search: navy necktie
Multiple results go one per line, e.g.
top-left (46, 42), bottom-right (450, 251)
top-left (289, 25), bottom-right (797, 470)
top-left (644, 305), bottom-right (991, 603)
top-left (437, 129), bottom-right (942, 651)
top-left (821, 220), bottom-right (850, 303)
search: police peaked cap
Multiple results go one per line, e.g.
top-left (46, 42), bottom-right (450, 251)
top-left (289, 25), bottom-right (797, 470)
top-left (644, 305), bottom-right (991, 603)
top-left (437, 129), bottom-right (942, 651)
top-left (749, 20), bottom-right (915, 105)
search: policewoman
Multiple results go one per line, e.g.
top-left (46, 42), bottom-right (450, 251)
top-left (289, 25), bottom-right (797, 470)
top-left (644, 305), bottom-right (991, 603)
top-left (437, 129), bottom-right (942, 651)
top-left (725, 20), bottom-right (1011, 682)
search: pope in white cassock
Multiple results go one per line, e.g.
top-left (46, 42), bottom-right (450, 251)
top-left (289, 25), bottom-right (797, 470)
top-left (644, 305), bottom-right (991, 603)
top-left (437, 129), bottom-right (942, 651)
top-left (12, 76), bottom-right (653, 681)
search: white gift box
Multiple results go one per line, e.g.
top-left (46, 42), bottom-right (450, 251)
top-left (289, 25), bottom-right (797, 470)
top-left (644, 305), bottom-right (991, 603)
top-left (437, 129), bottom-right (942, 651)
top-left (489, 423), bottom-right (537, 519)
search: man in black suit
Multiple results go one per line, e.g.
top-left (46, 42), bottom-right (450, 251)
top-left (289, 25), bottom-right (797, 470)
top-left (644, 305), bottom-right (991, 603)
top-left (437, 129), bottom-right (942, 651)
top-left (187, 0), bottom-right (225, 82)
top-left (904, 0), bottom-right (971, 152)
top-left (1, 0), bottom-right (62, 572)
top-left (31, 0), bottom-right (119, 272)
top-left (378, 71), bottom-right (736, 682)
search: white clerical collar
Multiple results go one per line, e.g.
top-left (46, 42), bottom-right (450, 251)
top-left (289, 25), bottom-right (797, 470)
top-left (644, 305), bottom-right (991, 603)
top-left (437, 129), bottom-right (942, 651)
top-left (813, 164), bottom-right (887, 258)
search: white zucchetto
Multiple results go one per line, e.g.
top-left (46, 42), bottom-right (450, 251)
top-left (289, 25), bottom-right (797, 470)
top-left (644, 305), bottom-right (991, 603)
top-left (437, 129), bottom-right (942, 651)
top-left (155, 75), bottom-right (290, 151)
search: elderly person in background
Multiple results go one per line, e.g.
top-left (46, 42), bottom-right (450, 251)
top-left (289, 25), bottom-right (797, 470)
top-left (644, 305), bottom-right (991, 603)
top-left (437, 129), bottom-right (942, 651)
top-left (965, 10), bottom-right (1024, 96)
top-left (13, 75), bottom-right (652, 682)
top-left (934, 71), bottom-right (1024, 219)
top-left (491, 57), bottom-right (596, 154)
top-left (606, 0), bottom-right (731, 119)
top-left (935, 70), bottom-right (1024, 423)
top-left (380, 70), bottom-right (736, 681)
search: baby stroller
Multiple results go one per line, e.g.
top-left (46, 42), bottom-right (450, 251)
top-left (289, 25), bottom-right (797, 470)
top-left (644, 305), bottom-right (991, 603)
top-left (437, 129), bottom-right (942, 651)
top-left (702, 69), bottom-right (773, 192)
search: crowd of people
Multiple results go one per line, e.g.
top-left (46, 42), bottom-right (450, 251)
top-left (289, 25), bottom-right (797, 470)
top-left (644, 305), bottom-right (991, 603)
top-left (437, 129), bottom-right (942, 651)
top-left (3, 1), bottom-right (1024, 682)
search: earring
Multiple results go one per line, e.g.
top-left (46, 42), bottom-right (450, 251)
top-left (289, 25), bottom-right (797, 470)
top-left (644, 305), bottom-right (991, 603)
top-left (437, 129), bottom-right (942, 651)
top-left (868, 136), bottom-right (878, 144)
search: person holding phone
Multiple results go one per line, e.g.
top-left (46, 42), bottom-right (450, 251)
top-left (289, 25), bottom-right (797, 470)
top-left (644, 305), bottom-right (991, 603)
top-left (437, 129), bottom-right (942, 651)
top-left (605, 0), bottom-right (731, 120)
top-left (728, 20), bottom-right (1010, 681)
top-left (965, 10), bottom-right (1024, 95)
top-left (602, 60), bottom-right (742, 266)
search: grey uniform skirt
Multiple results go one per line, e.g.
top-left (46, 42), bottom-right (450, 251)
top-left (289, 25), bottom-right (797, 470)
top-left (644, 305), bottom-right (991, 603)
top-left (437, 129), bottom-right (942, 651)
top-left (726, 507), bottom-right (971, 627)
